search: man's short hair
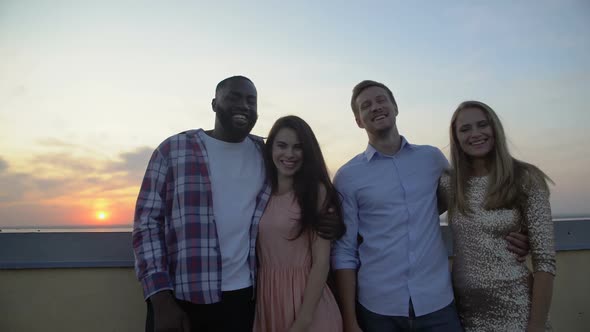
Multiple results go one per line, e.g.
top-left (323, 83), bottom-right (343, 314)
top-left (215, 75), bottom-right (254, 96)
top-left (350, 80), bottom-right (397, 115)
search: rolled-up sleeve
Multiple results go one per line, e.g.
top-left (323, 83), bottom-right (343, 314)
top-left (523, 178), bottom-right (557, 275)
top-left (132, 147), bottom-right (173, 299)
top-left (331, 171), bottom-right (360, 270)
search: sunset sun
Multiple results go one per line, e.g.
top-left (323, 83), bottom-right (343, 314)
top-left (96, 211), bottom-right (108, 221)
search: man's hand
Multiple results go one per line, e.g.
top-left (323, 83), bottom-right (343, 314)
top-left (343, 322), bottom-right (363, 332)
top-left (150, 291), bottom-right (191, 332)
top-left (316, 206), bottom-right (340, 238)
top-left (506, 231), bottom-right (530, 262)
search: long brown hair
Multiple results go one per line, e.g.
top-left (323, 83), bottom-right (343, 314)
top-left (264, 115), bottom-right (345, 241)
top-left (448, 101), bottom-right (552, 216)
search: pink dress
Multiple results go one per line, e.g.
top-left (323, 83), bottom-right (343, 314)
top-left (254, 192), bottom-right (343, 332)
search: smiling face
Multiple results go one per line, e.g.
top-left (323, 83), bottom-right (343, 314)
top-left (213, 78), bottom-right (258, 141)
top-left (354, 86), bottom-right (398, 134)
top-left (272, 127), bottom-right (303, 179)
top-left (454, 107), bottom-right (496, 159)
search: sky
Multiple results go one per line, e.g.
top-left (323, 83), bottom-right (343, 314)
top-left (1, 0), bottom-right (589, 228)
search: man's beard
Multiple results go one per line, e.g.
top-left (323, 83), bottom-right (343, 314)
top-left (216, 105), bottom-right (258, 139)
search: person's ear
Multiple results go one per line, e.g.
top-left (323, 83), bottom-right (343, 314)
top-left (355, 115), bottom-right (364, 129)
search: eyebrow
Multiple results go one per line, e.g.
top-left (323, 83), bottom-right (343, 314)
top-left (275, 140), bottom-right (300, 145)
top-left (360, 95), bottom-right (387, 105)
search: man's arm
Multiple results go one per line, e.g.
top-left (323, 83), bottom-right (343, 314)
top-left (335, 269), bottom-right (362, 332)
top-left (149, 291), bottom-right (191, 332)
top-left (331, 174), bottom-right (362, 332)
top-left (434, 147), bottom-right (450, 215)
top-left (132, 146), bottom-right (190, 331)
top-left (132, 147), bottom-right (173, 297)
top-left (437, 179), bottom-right (449, 215)
top-left (506, 231), bottom-right (530, 262)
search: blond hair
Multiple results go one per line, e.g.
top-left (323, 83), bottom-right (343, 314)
top-left (448, 101), bottom-right (552, 216)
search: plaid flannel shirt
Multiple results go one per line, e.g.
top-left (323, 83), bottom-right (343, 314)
top-left (132, 129), bottom-right (271, 304)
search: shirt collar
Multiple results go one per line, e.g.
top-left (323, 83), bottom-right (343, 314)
top-left (364, 136), bottom-right (411, 161)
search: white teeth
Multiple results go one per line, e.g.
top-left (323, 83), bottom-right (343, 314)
top-left (471, 140), bottom-right (486, 146)
top-left (233, 114), bottom-right (246, 120)
top-left (373, 115), bottom-right (386, 121)
top-left (281, 160), bottom-right (297, 168)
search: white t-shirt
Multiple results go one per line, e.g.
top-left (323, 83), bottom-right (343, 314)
top-left (201, 133), bottom-right (265, 291)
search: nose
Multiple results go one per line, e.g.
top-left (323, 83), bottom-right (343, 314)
top-left (235, 97), bottom-right (251, 111)
top-left (470, 128), bottom-right (484, 138)
top-left (283, 147), bottom-right (298, 159)
top-left (241, 99), bottom-right (250, 110)
top-left (370, 104), bottom-right (382, 113)
top-left (285, 148), bottom-right (295, 158)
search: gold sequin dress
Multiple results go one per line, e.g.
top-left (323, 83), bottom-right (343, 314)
top-left (440, 174), bottom-right (556, 332)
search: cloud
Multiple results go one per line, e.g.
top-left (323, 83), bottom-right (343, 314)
top-left (102, 146), bottom-right (153, 185)
top-left (0, 145), bottom-right (153, 205)
top-left (35, 137), bottom-right (113, 158)
top-left (31, 152), bottom-right (98, 174)
top-left (0, 155), bottom-right (30, 202)
top-left (0, 145), bottom-right (156, 227)
top-left (36, 137), bottom-right (85, 149)
top-left (0, 173), bottom-right (29, 202)
top-left (105, 146), bottom-right (153, 173)
top-left (0, 156), bottom-right (8, 173)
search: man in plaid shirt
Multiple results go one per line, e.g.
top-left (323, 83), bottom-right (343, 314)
top-left (133, 75), bottom-right (271, 332)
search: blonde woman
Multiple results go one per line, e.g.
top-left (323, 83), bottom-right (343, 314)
top-left (438, 101), bottom-right (556, 332)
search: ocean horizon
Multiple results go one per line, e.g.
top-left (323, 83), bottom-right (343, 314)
top-left (0, 226), bottom-right (133, 233)
top-left (1, 216), bottom-right (588, 233)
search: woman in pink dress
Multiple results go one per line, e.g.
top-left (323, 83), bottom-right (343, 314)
top-left (254, 115), bottom-right (345, 332)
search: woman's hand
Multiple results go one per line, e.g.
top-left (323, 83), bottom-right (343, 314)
top-left (288, 317), bottom-right (311, 332)
top-left (344, 322), bottom-right (364, 332)
top-left (526, 324), bottom-right (545, 332)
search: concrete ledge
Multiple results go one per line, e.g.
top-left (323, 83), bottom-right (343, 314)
top-left (0, 232), bottom-right (134, 269)
top-left (553, 219), bottom-right (590, 250)
top-left (0, 219), bottom-right (588, 269)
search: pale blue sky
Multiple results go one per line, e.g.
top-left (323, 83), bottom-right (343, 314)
top-left (0, 0), bottom-right (589, 227)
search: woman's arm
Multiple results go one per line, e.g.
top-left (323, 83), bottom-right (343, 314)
top-left (289, 184), bottom-right (336, 332)
top-left (523, 177), bottom-right (556, 331)
top-left (289, 233), bottom-right (332, 332)
top-left (528, 272), bottom-right (554, 332)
